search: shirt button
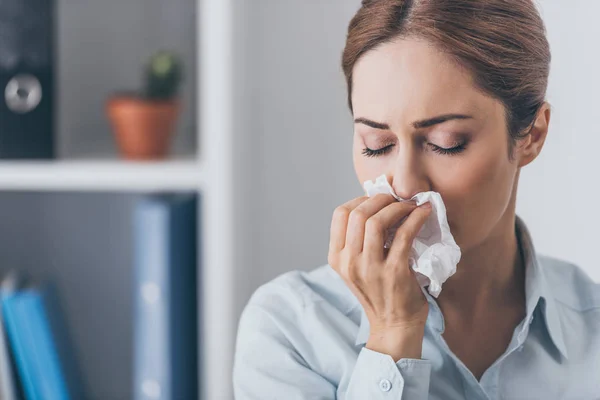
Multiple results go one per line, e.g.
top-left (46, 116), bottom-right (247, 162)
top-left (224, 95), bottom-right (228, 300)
top-left (379, 379), bottom-right (392, 392)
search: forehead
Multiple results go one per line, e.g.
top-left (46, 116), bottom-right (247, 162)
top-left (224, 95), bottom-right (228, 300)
top-left (351, 38), bottom-right (493, 124)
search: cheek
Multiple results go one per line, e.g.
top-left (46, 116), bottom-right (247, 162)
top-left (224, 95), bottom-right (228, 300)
top-left (434, 145), bottom-right (516, 246)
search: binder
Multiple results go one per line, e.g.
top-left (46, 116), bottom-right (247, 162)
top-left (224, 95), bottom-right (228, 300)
top-left (133, 193), bottom-right (198, 400)
top-left (0, 272), bottom-right (23, 400)
top-left (2, 289), bottom-right (68, 400)
top-left (1, 283), bottom-right (86, 400)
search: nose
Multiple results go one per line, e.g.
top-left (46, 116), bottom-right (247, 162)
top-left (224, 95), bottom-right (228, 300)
top-left (390, 146), bottom-right (430, 200)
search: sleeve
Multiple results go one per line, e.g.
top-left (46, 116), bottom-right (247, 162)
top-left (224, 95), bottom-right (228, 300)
top-left (233, 304), bottom-right (337, 400)
top-left (345, 347), bottom-right (432, 399)
top-left (233, 303), bottom-right (432, 400)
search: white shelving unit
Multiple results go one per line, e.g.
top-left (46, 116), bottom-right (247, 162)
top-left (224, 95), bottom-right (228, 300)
top-left (198, 0), bottom-right (235, 399)
top-left (0, 0), bottom-right (234, 398)
top-left (0, 158), bottom-right (204, 192)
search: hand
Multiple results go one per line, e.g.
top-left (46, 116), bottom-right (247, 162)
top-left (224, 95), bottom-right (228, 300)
top-left (328, 193), bottom-right (432, 361)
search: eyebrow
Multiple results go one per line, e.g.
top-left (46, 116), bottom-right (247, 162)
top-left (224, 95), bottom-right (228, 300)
top-left (354, 114), bottom-right (474, 130)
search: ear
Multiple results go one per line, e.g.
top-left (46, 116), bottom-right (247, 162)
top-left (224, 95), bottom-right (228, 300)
top-left (517, 102), bottom-right (551, 168)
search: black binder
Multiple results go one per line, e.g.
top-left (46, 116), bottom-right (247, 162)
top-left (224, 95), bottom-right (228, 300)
top-left (0, 0), bottom-right (55, 159)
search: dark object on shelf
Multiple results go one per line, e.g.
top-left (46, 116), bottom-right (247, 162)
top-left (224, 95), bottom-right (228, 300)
top-left (0, 0), bottom-right (55, 159)
top-left (107, 51), bottom-right (183, 160)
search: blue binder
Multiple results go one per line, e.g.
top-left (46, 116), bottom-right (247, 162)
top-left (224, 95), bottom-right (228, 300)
top-left (133, 193), bottom-right (198, 400)
top-left (1, 284), bottom-right (86, 400)
top-left (2, 289), bottom-right (69, 400)
top-left (0, 271), bottom-right (23, 400)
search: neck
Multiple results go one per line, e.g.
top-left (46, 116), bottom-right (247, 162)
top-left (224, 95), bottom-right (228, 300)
top-left (436, 210), bottom-right (526, 321)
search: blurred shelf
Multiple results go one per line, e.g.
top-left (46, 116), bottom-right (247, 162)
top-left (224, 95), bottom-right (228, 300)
top-left (0, 157), bottom-right (204, 192)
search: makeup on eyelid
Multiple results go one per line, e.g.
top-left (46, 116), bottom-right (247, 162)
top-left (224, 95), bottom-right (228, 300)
top-left (361, 131), bottom-right (470, 150)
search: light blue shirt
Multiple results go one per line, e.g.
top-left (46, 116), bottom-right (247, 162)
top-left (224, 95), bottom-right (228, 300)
top-left (233, 216), bottom-right (600, 399)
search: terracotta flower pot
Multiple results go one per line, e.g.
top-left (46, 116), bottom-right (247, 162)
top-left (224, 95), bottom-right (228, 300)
top-left (106, 96), bottom-right (180, 160)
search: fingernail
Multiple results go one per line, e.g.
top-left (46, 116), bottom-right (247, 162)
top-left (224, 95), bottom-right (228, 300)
top-left (420, 202), bottom-right (432, 209)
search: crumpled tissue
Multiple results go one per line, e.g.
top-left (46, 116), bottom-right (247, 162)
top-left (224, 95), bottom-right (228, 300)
top-left (363, 174), bottom-right (461, 297)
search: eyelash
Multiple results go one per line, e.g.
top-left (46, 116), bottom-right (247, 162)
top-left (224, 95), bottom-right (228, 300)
top-left (361, 143), bottom-right (467, 158)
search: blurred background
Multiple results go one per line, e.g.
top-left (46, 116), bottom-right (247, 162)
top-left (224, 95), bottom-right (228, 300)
top-left (0, 0), bottom-right (595, 399)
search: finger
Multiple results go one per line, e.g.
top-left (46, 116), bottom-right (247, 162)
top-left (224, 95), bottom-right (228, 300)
top-left (363, 201), bottom-right (417, 261)
top-left (346, 193), bottom-right (397, 253)
top-left (386, 203), bottom-right (432, 266)
top-left (328, 197), bottom-right (369, 265)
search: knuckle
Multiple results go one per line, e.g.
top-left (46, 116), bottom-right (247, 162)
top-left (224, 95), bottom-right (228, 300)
top-left (332, 205), bottom-right (351, 222)
top-left (365, 216), bottom-right (383, 233)
top-left (348, 209), bottom-right (367, 225)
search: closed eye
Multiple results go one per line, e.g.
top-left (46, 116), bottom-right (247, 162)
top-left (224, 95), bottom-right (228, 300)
top-left (428, 142), bottom-right (467, 155)
top-left (361, 142), bottom-right (467, 158)
top-left (361, 144), bottom-right (395, 158)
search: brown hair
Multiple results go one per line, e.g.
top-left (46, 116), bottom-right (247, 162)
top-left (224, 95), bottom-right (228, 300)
top-left (342, 0), bottom-right (551, 157)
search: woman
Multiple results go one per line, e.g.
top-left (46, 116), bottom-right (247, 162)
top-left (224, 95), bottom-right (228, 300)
top-left (234, 1), bottom-right (600, 398)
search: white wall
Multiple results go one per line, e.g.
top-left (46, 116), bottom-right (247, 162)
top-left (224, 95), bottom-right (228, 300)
top-left (233, 0), bottom-right (600, 317)
top-left (233, 0), bottom-right (362, 316)
top-left (518, 0), bottom-right (600, 282)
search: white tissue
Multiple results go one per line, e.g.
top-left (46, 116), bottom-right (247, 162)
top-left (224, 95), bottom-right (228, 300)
top-left (363, 174), bottom-right (461, 297)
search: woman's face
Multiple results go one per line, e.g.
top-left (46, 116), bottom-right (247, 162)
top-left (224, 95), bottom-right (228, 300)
top-left (351, 38), bottom-right (546, 252)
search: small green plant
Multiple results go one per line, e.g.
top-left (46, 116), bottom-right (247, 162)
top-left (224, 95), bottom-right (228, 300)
top-left (143, 50), bottom-right (183, 100)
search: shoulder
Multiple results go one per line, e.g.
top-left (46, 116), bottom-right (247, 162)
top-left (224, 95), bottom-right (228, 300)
top-left (234, 266), bottom-right (357, 396)
top-left (234, 264), bottom-right (359, 367)
top-left (242, 264), bottom-right (357, 320)
top-left (538, 254), bottom-right (600, 312)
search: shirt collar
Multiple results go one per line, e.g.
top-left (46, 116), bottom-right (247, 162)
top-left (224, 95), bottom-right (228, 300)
top-left (516, 215), bottom-right (568, 359)
top-left (354, 215), bottom-right (568, 359)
